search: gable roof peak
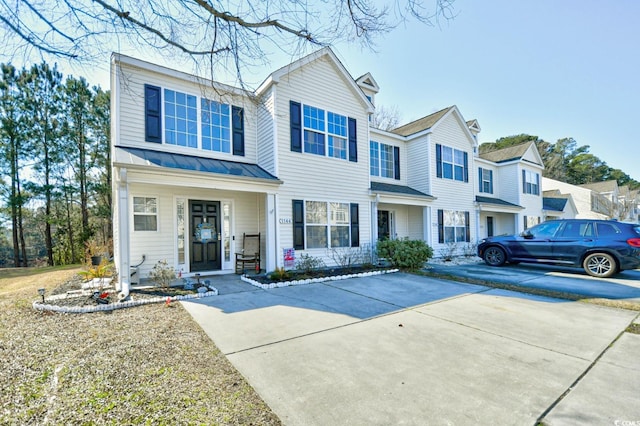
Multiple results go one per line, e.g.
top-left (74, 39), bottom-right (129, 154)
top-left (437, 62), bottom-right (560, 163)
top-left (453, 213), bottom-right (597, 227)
top-left (390, 106), bottom-right (455, 137)
top-left (479, 141), bottom-right (541, 165)
top-left (355, 72), bottom-right (380, 93)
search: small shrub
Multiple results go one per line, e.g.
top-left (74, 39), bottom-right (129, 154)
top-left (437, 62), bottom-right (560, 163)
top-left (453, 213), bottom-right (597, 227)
top-left (328, 247), bottom-right (364, 269)
top-left (148, 260), bottom-right (176, 288)
top-left (269, 267), bottom-right (292, 282)
top-left (376, 238), bottom-right (433, 270)
top-left (295, 253), bottom-right (325, 274)
top-left (78, 259), bottom-right (111, 281)
top-left (462, 241), bottom-right (477, 257)
top-left (438, 242), bottom-right (458, 261)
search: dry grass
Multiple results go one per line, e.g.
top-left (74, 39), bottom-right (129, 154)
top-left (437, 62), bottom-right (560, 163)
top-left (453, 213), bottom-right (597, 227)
top-left (0, 267), bottom-right (281, 425)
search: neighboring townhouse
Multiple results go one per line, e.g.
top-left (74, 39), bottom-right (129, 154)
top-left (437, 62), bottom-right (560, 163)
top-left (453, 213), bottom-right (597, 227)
top-left (474, 142), bottom-right (545, 238)
top-left (542, 178), bottom-right (609, 219)
top-left (110, 47), bottom-right (549, 291)
top-left (543, 178), bottom-right (639, 222)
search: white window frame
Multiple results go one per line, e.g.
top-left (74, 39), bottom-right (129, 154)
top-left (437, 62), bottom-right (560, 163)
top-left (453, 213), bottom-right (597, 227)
top-left (443, 210), bottom-right (467, 243)
top-left (133, 195), bottom-right (159, 232)
top-left (302, 103), bottom-right (349, 160)
top-left (370, 141), bottom-right (396, 178)
top-left (304, 200), bottom-right (351, 249)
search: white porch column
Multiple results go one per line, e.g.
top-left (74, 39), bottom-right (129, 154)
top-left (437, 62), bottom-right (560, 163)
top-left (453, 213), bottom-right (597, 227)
top-left (266, 192), bottom-right (277, 272)
top-left (371, 200), bottom-right (379, 242)
top-left (422, 206), bottom-right (431, 245)
top-left (117, 168), bottom-right (131, 296)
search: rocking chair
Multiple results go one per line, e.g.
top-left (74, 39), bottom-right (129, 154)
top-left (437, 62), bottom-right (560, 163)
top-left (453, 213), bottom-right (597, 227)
top-left (235, 233), bottom-right (261, 274)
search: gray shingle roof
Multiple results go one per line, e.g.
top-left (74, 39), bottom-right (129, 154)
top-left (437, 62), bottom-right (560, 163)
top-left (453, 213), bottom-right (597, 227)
top-left (115, 146), bottom-right (280, 181)
top-left (370, 182), bottom-right (433, 198)
top-left (579, 180), bottom-right (618, 193)
top-left (390, 107), bottom-right (453, 137)
top-left (478, 142), bottom-right (533, 163)
top-left (543, 197), bottom-right (568, 212)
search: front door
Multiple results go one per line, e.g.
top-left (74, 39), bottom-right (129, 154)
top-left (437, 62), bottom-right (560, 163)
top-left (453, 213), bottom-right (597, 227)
top-left (378, 210), bottom-right (390, 240)
top-left (487, 216), bottom-right (494, 237)
top-left (190, 200), bottom-right (221, 272)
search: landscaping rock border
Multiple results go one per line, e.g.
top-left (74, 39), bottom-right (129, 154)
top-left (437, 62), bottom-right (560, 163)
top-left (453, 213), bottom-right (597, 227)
top-left (241, 268), bottom-right (399, 289)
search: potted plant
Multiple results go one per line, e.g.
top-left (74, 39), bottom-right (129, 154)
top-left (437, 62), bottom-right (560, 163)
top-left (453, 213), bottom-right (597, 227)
top-left (86, 239), bottom-right (108, 266)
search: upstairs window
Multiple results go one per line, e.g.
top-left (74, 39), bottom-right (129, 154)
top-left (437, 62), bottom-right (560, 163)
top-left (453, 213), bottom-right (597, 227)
top-left (478, 168), bottom-right (493, 194)
top-left (327, 112), bottom-right (347, 159)
top-left (522, 170), bottom-right (540, 195)
top-left (144, 84), bottom-right (244, 156)
top-left (164, 89), bottom-right (198, 148)
top-left (291, 101), bottom-right (357, 161)
top-left (303, 105), bottom-right (326, 155)
top-left (436, 144), bottom-right (468, 182)
top-left (201, 99), bottom-right (231, 153)
top-left (370, 141), bottom-right (400, 180)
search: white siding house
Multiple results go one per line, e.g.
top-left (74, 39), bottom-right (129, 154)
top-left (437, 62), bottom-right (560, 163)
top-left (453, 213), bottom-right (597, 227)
top-left (111, 47), bottom-right (552, 292)
top-left (475, 142), bottom-right (545, 239)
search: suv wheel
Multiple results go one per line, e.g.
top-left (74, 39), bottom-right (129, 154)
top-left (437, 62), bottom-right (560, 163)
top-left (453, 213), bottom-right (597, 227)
top-left (483, 246), bottom-right (506, 266)
top-left (583, 253), bottom-right (617, 278)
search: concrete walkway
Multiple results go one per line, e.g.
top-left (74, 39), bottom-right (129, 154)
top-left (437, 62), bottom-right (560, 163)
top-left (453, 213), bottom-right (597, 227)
top-left (182, 273), bottom-right (640, 425)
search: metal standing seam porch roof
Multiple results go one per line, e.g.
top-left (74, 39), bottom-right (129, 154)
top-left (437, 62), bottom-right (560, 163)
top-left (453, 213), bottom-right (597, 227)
top-left (370, 181), bottom-right (434, 199)
top-left (475, 195), bottom-right (523, 209)
top-left (114, 146), bottom-right (281, 182)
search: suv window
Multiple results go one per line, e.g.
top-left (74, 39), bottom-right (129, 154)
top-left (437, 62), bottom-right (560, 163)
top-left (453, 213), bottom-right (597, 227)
top-left (528, 221), bottom-right (562, 238)
top-left (596, 222), bottom-right (621, 237)
top-left (558, 221), bottom-right (593, 238)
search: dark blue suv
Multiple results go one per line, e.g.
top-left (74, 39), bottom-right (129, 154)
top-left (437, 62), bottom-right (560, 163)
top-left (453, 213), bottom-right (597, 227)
top-left (477, 219), bottom-right (640, 278)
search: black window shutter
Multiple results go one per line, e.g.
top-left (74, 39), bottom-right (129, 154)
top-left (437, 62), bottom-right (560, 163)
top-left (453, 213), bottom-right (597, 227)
top-left (524, 215), bottom-right (528, 230)
top-left (478, 168), bottom-right (483, 192)
top-left (465, 211), bottom-right (470, 242)
top-left (522, 170), bottom-right (526, 193)
top-left (350, 203), bottom-right (359, 247)
top-left (463, 152), bottom-right (469, 182)
top-left (535, 173), bottom-right (540, 195)
top-left (489, 170), bottom-right (493, 194)
top-left (437, 209), bottom-right (444, 244)
top-left (393, 146), bottom-right (400, 180)
top-left (348, 117), bottom-right (357, 162)
top-left (290, 101), bottom-right (302, 153)
top-left (144, 84), bottom-right (162, 143)
top-left (232, 106), bottom-right (245, 156)
top-left (436, 144), bottom-right (442, 178)
top-left (293, 200), bottom-right (305, 250)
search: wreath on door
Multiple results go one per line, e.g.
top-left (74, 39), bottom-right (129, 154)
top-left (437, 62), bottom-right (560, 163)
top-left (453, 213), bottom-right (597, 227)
top-left (195, 222), bottom-right (215, 243)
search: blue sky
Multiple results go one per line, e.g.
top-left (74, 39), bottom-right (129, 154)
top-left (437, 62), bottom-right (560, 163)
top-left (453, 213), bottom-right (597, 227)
top-left (71, 0), bottom-right (640, 181)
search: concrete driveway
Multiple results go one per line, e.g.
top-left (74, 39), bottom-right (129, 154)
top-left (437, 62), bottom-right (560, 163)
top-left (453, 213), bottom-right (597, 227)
top-left (182, 273), bottom-right (640, 425)
top-left (428, 261), bottom-right (640, 303)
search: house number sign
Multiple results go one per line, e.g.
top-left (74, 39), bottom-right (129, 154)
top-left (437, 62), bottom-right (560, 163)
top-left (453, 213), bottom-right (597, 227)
top-left (279, 218), bottom-right (292, 224)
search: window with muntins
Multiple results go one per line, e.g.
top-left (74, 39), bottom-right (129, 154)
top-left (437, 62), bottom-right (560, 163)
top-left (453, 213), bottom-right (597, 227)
top-left (303, 105), bottom-right (326, 155)
top-left (144, 84), bottom-right (244, 155)
top-left (201, 99), bottom-right (231, 153)
top-left (444, 210), bottom-right (467, 243)
top-left (327, 112), bottom-right (347, 159)
top-left (436, 144), bottom-right (468, 182)
top-left (304, 201), bottom-right (352, 249)
top-left (370, 141), bottom-right (399, 179)
top-left (164, 89), bottom-right (198, 148)
top-left (479, 168), bottom-right (493, 194)
top-left (523, 170), bottom-right (540, 195)
top-left (133, 196), bottom-right (158, 231)
top-left (437, 209), bottom-right (470, 244)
